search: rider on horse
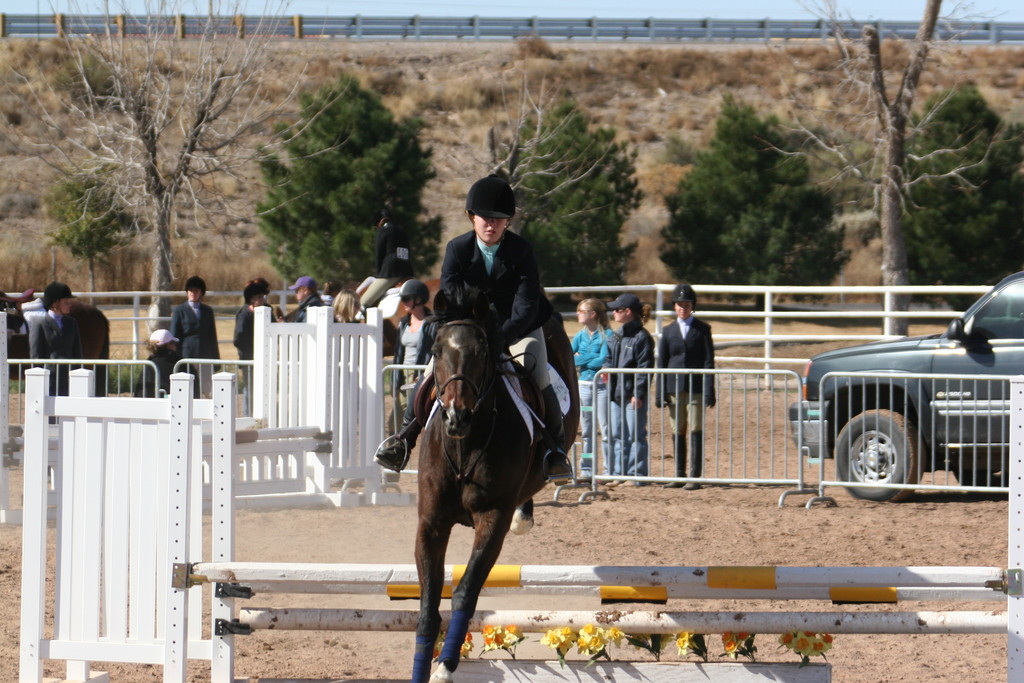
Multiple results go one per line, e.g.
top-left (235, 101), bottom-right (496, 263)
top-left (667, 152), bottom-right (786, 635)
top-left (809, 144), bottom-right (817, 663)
top-left (374, 174), bottom-right (573, 482)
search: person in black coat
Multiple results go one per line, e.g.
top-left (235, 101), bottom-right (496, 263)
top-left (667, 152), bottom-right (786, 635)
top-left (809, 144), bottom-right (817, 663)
top-left (28, 281), bottom-right (83, 396)
top-left (374, 175), bottom-right (571, 482)
top-left (170, 275), bottom-right (220, 397)
top-left (604, 293), bottom-right (655, 483)
top-left (656, 283), bottom-right (716, 490)
top-left (360, 208), bottom-right (414, 309)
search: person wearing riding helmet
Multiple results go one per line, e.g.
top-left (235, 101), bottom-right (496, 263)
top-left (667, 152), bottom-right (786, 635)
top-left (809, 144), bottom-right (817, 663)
top-left (373, 175), bottom-right (572, 482)
top-left (28, 281), bottom-right (83, 396)
top-left (360, 208), bottom-right (414, 310)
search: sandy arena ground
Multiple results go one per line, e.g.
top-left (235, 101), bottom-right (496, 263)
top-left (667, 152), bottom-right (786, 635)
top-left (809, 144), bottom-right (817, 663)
top-left (0, 470), bottom-right (1009, 682)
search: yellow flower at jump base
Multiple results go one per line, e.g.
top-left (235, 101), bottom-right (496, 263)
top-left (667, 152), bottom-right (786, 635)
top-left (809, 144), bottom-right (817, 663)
top-left (675, 631), bottom-right (709, 661)
top-left (481, 624), bottom-right (525, 658)
top-left (721, 632), bottom-right (757, 661)
top-left (576, 623), bottom-right (607, 656)
top-left (779, 630), bottom-right (834, 667)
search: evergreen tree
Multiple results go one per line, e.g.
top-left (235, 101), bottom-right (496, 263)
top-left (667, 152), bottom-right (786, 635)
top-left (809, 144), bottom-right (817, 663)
top-left (906, 85), bottom-right (1024, 289)
top-left (258, 74), bottom-right (441, 283)
top-left (661, 96), bottom-right (844, 286)
top-left (511, 100), bottom-right (641, 286)
top-left (45, 170), bottom-right (131, 291)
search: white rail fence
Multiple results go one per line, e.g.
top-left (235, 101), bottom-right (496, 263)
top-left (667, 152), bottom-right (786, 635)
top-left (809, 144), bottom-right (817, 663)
top-left (16, 370), bottom-right (1024, 682)
top-left (11, 282), bottom-right (988, 364)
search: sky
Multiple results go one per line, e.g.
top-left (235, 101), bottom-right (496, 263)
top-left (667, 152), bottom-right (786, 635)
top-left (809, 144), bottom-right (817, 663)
top-left (4, 1), bottom-right (1023, 22)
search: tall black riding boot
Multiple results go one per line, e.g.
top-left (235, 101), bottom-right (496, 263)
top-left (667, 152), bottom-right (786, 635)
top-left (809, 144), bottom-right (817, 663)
top-left (663, 434), bottom-right (687, 488)
top-left (683, 431), bottom-right (704, 490)
top-left (541, 385), bottom-right (572, 483)
top-left (373, 419), bottom-right (423, 473)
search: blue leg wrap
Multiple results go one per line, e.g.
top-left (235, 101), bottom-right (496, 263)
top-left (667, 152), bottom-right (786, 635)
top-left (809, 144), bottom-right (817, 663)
top-left (411, 635), bottom-right (434, 682)
top-left (439, 609), bottom-right (471, 666)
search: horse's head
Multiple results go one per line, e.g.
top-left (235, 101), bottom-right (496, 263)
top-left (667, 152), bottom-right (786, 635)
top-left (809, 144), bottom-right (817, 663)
top-left (431, 286), bottom-right (496, 439)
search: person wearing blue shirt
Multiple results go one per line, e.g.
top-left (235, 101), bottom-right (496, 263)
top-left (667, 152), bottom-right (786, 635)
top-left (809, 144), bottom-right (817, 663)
top-left (571, 298), bottom-right (612, 479)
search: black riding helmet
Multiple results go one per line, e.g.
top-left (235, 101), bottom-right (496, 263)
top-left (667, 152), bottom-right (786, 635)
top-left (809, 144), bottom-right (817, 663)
top-left (399, 279), bottom-right (430, 307)
top-left (465, 174), bottom-right (516, 219)
top-left (672, 283), bottom-right (698, 308)
top-left (185, 275), bottom-right (207, 295)
top-left (42, 281), bottom-right (74, 310)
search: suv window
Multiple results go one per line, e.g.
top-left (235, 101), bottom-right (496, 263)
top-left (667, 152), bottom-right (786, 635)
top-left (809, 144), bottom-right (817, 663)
top-left (971, 281), bottom-right (1024, 340)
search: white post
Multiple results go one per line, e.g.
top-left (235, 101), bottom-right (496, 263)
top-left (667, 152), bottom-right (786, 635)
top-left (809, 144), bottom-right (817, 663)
top-left (763, 290), bottom-right (773, 372)
top-left (252, 306), bottom-right (272, 425)
top-left (1008, 376), bottom-right (1024, 681)
top-left (312, 305), bottom-right (335, 435)
top-left (363, 307), bottom-right (384, 471)
top-left (163, 373), bottom-right (194, 682)
top-left (19, 369), bottom-right (50, 683)
top-left (883, 290), bottom-right (894, 336)
top-left (0, 313), bottom-right (11, 523)
top-left (64, 369), bottom-right (97, 683)
top-left (210, 372), bottom-right (236, 683)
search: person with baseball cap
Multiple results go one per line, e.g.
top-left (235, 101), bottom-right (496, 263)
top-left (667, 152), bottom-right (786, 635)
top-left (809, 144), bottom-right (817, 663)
top-left (656, 284), bottom-right (716, 490)
top-left (28, 281), bottom-right (83, 396)
top-left (286, 275), bottom-right (326, 323)
top-left (603, 292), bottom-right (655, 484)
top-left (374, 174), bottom-right (573, 482)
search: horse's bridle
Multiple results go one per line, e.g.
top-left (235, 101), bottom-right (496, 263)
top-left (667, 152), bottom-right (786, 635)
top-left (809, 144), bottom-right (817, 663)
top-left (434, 320), bottom-right (496, 413)
top-left (433, 319), bottom-right (503, 483)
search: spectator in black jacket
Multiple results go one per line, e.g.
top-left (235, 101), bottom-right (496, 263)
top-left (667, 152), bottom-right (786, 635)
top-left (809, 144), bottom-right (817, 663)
top-left (170, 275), bottom-right (219, 397)
top-left (657, 284), bottom-right (715, 490)
top-left (28, 281), bottom-right (83, 396)
top-left (604, 293), bottom-right (654, 484)
top-left (234, 278), bottom-right (271, 413)
top-left (360, 209), bottom-right (413, 309)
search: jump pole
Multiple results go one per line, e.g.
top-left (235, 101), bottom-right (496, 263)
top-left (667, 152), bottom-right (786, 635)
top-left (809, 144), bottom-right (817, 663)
top-left (236, 607), bottom-right (1006, 635)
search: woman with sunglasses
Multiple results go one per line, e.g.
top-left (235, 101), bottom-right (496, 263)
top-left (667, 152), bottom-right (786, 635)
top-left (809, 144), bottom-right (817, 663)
top-left (388, 279), bottom-right (437, 441)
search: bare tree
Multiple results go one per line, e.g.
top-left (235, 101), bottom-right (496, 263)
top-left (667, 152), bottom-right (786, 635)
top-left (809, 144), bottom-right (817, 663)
top-left (6, 1), bottom-right (311, 324)
top-left (786, 0), bottom-right (953, 334)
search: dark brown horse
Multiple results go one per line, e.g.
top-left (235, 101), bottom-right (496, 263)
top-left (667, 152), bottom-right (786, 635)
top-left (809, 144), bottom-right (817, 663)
top-left (411, 286), bottom-right (578, 682)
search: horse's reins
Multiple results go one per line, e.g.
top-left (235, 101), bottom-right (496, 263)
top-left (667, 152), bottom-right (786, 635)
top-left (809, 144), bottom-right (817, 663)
top-left (434, 320), bottom-right (500, 483)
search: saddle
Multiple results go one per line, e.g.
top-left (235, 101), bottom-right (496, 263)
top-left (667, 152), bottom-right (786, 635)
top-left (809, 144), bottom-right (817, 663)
top-left (412, 358), bottom-right (546, 429)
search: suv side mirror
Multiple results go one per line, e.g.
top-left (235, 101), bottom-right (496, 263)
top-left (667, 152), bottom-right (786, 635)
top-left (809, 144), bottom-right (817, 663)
top-left (946, 317), bottom-right (967, 341)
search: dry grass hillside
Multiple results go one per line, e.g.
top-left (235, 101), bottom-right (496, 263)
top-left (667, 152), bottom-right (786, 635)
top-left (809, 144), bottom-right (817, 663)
top-left (1, 37), bottom-right (1023, 293)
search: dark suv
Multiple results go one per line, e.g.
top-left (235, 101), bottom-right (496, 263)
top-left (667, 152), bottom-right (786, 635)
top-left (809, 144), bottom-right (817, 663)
top-left (789, 272), bottom-right (1024, 501)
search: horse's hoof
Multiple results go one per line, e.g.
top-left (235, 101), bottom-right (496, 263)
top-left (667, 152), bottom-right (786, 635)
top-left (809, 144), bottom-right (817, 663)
top-left (429, 662), bottom-right (454, 682)
top-left (510, 508), bottom-right (534, 535)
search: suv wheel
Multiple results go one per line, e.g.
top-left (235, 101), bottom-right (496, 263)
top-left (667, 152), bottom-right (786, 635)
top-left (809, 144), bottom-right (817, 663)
top-left (835, 409), bottom-right (920, 502)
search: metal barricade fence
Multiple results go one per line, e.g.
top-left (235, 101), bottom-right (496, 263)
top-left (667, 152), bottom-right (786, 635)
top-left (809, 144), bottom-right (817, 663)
top-left (6, 357), bottom-right (159, 422)
top-left (805, 371), bottom-right (1015, 505)
top-left (557, 367), bottom-right (808, 502)
top-left (382, 362), bottom-right (429, 437)
top-left (173, 358), bottom-right (255, 417)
